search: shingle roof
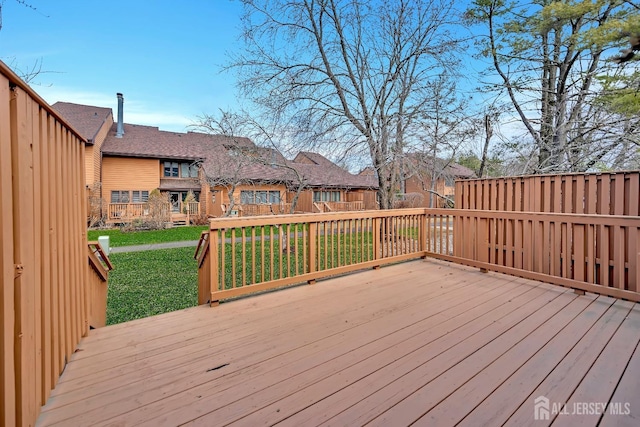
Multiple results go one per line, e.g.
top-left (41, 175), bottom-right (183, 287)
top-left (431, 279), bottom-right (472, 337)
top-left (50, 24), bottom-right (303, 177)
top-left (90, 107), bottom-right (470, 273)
top-left (99, 123), bottom-right (377, 189)
top-left (288, 153), bottom-right (377, 189)
top-left (404, 153), bottom-right (476, 179)
top-left (51, 102), bottom-right (113, 144)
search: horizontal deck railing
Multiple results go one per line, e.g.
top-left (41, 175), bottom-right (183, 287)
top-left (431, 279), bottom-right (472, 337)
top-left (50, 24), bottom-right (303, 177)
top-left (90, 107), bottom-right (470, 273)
top-left (195, 209), bottom-right (431, 303)
top-left (196, 208), bottom-right (640, 304)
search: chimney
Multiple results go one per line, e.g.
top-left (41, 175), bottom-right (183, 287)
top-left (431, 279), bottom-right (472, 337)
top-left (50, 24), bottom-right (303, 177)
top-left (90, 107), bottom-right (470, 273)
top-left (116, 93), bottom-right (124, 138)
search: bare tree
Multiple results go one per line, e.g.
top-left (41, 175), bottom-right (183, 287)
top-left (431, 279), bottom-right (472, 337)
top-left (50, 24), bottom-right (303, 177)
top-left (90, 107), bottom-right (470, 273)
top-left (231, 0), bottom-right (461, 208)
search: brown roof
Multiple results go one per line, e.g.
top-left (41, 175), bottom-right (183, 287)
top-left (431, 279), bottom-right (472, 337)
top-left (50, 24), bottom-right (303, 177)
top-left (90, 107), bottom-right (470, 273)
top-left (404, 153), bottom-right (476, 179)
top-left (288, 153), bottom-right (377, 189)
top-left (52, 102), bottom-right (113, 144)
top-left (100, 123), bottom-right (377, 189)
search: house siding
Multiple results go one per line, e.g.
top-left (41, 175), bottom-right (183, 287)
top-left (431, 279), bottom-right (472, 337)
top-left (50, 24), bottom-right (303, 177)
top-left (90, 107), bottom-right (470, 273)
top-left (102, 157), bottom-right (160, 202)
top-left (405, 176), bottom-right (447, 208)
top-left (91, 114), bottom-right (113, 186)
top-left (84, 145), bottom-right (95, 186)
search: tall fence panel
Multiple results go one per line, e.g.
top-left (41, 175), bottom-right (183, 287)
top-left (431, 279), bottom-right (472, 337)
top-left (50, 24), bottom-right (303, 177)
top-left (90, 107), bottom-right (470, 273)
top-left (0, 61), bottom-right (110, 427)
top-left (455, 172), bottom-right (640, 215)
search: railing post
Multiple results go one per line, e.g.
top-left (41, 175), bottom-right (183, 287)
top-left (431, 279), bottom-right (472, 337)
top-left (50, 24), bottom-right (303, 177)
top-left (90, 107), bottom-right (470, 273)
top-left (209, 229), bottom-right (220, 306)
top-left (308, 222), bottom-right (317, 283)
top-left (372, 216), bottom-right (381, 268)
top-left (478, 217), bottom-right (489, 272)
top-left (420, 210), bottom-right (428, 258)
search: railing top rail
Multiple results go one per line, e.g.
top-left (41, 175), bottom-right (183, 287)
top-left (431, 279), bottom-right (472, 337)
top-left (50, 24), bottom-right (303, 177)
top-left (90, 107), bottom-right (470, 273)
top-left (456, 170), bottom-right (640, 182)
top-left (1, 60), bottom-right (87, 143)
top-left (426, 208), bottom-right (640, 225)
top-left (208, 208), bottom-right (427, 229)
top-left (87, 241), bottom-right (114, 281)
top-left (194, 230), bottom-right (209, 261)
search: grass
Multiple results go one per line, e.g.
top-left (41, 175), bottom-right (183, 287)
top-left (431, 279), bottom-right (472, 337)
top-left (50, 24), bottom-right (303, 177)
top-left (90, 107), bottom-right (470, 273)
top-left (88, 225), bottom-right (208, 247)
top-left (102, 223), bottom-right (425, 324)
top-left (106, 247), bottom-right (198, 325)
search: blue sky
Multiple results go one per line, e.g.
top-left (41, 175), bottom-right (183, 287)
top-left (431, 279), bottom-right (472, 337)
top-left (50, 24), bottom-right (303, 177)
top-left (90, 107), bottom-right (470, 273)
top-left (0, 0), bottom-right (245, 132)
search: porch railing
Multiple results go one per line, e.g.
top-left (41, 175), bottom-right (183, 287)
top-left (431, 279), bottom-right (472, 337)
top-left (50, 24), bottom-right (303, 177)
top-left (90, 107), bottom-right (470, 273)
top-left (313, 201), bottom-right (365, 212)
top-left (196, 208), bottom-right (640, 305)
top-left (108, 202), bottom-right (199, 220)
top-left (237, 203), bottom-right (289, 216)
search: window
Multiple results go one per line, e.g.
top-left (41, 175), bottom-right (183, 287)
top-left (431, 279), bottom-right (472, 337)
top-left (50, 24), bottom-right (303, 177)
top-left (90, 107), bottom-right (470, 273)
top-left (269, 191), bottom-right (281, 204)
top-left (240, 190), bottom-right (254, 204)
top-left (132, 190), bottom-right (149, 203)
top-left (164, 161), bottom-right (179, 177)
top-left (111, 191), bottom-right (130, 203)
top-left (255, 191), bottom-right (268, 204)
top-left (182, 163), bottom-right (199, 178)
top-left (313, 191), bottom-right (341, 202)
top-left (240, 190), bottom-right (281, 204)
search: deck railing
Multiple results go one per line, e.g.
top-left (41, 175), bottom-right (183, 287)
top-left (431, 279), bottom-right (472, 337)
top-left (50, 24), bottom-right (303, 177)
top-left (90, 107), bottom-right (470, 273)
top-left (87, 242), bottom-right (114, 328)
top-left (313, 201), bottom-right (365, 212)
top-left (196, 208), bottom-right (640, 305)
top-left (237, 203), bottom-right (289, 216)
top-left (108, 201), bottom-right (199, 221)
top-left (195, 209), bottom-right (431, 303)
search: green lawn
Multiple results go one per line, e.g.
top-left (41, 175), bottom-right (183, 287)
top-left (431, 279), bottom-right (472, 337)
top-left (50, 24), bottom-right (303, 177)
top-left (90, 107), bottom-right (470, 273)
top-left (88, 225), bottom-right (208, 247)
top-left (102, 223), bottom-right (420, 324)
top-left (106, 247), bottom-right (198, 325)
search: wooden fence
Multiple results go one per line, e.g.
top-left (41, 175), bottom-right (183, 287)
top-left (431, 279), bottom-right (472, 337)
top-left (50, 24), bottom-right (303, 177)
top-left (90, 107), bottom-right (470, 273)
top-left (196, 208), bottom-right (640, 305)
top-left (455, 172), bottom-right (640, 215)
top-left (0, 61), bottom-right (111, 427)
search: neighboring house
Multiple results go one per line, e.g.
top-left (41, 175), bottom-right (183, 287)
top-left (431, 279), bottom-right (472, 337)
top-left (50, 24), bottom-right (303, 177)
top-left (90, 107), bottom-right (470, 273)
top-left (54, 95), bottom-right (377, 224)
top-left (401, 153), bottom-right (476, 208)
top-left (52, 101), bottom-right (114, 189)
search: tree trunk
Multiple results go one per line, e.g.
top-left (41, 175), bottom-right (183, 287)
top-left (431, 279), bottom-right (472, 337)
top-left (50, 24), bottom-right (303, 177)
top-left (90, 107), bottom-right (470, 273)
top-left (479, 114), bottom-right (492, 178)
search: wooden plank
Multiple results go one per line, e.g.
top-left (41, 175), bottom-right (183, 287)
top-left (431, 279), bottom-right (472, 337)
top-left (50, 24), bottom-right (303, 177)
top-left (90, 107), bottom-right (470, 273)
top-left (62, 124), bottom-right (73, 359)
top-left (39, 262), bottom-right (487, 422)
top-left (39, 99), bottom-right (55, 403)
top-left (575, 175), bottom-right (585, 214)
top-left (553, 175), bottom-right (562, 213)
top-left (473, 298), bottom-right (632, 427)
top-left (600, 306), bottom-right (640, 427)
top-left (585, 174), bottom-right (597, 214)
top-left (414, 295), bottom-right (613, 426)
top-left (0, 72), bottom-right (17, 427)
top-left (52, 121), bottom-right (64, 377)
top-left (218, 281), bottom-right (559, 427)
top-left (574, 223), bottom-right (585, 282)
top-left (104, 277), bottom-right (554, 427)
top-left (310, 286), bottom-right (580, 427)
top-left (30, 97), bottom-right (43, 409)
top-left (551, 302), bottom-right (640, 426)
top-left (11, 86), bottom-right (38, 427)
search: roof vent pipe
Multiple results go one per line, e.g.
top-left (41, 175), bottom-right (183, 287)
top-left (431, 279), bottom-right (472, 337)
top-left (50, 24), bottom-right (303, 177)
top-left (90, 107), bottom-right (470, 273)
top-left (116, 93), bottom-right (124, 138)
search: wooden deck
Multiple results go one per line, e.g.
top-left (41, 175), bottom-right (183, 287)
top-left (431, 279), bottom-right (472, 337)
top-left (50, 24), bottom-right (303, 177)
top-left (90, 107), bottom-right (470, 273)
top-left (37, 260), bottom-right (640, 426)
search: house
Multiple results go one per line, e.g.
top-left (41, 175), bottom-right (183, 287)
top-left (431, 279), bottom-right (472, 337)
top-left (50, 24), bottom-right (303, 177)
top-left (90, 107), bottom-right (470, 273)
top-left (53, 94), bottom-right (377, 225)
top-left (401, 153), bottom-right (475, 208)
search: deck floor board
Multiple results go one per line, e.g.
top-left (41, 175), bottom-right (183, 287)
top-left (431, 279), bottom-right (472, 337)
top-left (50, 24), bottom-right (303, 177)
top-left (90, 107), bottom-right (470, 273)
top-left (36, 259), bottom-right (640, 427)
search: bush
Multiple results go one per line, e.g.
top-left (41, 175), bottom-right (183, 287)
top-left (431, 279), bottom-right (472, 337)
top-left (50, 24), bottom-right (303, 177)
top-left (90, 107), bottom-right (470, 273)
top-left (394, 192), bottom-right (425, 209)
